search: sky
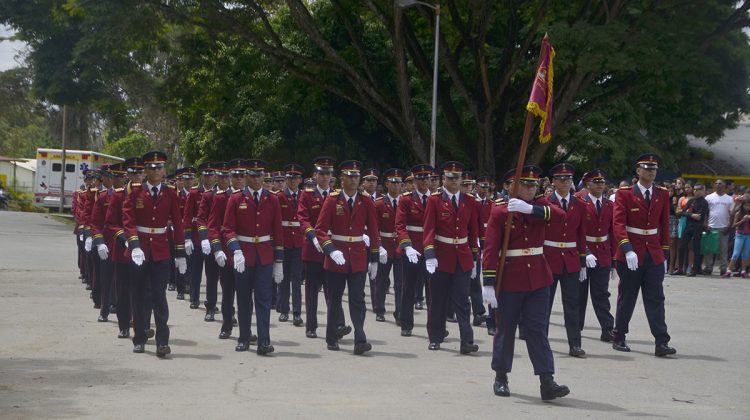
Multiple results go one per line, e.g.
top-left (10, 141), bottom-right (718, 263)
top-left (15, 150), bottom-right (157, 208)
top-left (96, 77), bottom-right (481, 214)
top-left (0, 24), bottom-right (26, 71)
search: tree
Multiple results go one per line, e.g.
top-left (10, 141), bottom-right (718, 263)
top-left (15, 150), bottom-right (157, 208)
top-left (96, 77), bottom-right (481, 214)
top-left (0, 68), bottom-right (55, 157)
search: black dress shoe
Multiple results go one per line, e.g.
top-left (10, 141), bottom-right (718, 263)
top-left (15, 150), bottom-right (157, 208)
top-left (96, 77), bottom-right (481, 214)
top-left (306, 330), bottom-right (317, 339)
top-left (93, 303), bottom-right (101, 309)
top-left (487, 327), bottom-right (497, 336)
top-left (569, 346), bottom-right (586, 357)
top-left (235, 341), bottom-right (249, 352)
top-left (493, 373), bottom-right (510, 397)
top-left (655, 343), bottom-right (677, 357)
top-left (86, 285), bottom-right (92, 291)
top-left (393, 313), bottom-right (401, 326)
top-left (204, 312), bottom-right (215, 322)
top-left (257, 344), bottom-right (275, 355)
top-left (460, 343), bottom-right (479, 355)
top-left (336, 325), bottom-right (352, 339)
top-left (540, 374), bottom-right (570, 401)
top-left (168, 284), bottom-right (176, 291)
top-left (279, 313), bottom-right (289, 322)
top-left (415, 301), bottom-right (424, 310)
top-left (446, 314), bottom-right (457, 323)
top-left (109, 305), bottom-right (117, 313)
top-left (293, 316), bottom-right (303, 326)
top-left (600, 329), bottom-right (614, 343)
top-left (428, 342), bottom-right (440, 351)
top-left (145, 329), bottom-right (155, 339)
top-left (156, 345), bottom-right (171, 358)
top-left (444, 330), bottom-right (449, 338)
top-left (118, 330), bottom-right (130, 339)
top-left (219, 330), bottom-right (231, 339)
top-left (327, 342), bottom-right (340, 351)
top-left (249, 334), bottom-right (258, 343)
top-left (401, 329), bottom-right (412, 337)
top-left (176, 293), bottom-right (185, 300)
top-left (133, 344), bottom-right (145, 353)
top-left (97, 315), bottom-right (108, 322)
top-left (612, 340), bottom-right (631, 352)
top-left (189, 301), bottom-right (199, 309)
top-left (375, 314), bottom-right (386, 322)
top-left (232, 317), bottom-right (238, 327)
top-left (353, 342), bottom-right (372, 355)
top-left (472, 313), bottom-right (487, 327)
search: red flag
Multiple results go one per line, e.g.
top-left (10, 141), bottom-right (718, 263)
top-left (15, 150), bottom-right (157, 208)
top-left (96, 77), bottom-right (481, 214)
top-left (526, 35), bottom-right (555, 143)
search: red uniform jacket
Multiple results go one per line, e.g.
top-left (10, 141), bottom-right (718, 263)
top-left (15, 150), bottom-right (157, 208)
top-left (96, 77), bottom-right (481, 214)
top-left (482, 196), bottom-right (566, 292)
top-left (91, 187), bottom-right (129, 264)
top-left (544, 193), bottom-right (588, 274)
top-left (395, 190), bottom-right (429, 254)
top-left (613, 185), bottom-right (670, 265)
top-left (123, 182), bottom-right (186, 262)
top-left (206, 188), bottom-right (233, 263)
top-left (183, 185), bottom-right (210, 244)
top-left (81, 187), bottom-right (100, 239)
top-left (422, 191), bottom-right (480, 273)
top-left (374, 195), bottom-right (400, 260)
top-left (581, 193), bottom-right (615, 268)
top-left (73, 188), bottom-right (85, 234)
top-left (222, 188), bottom-right (284, 266)
top-left (316, 191), bottom-right (380, 273)
top-left (477, 195), bottom-right (495, 246)
top-left (196, 188), bottom-right (217, 242)
top-left (278, 188), bottom-right (304, 249)
top-left (297, 187), bottom-right (329, 263)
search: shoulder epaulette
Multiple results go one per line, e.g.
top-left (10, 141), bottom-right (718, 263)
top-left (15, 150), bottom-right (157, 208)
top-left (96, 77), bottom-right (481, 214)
top-left (619, 186), bottom-right (630, 190)
top-left (167, 184), bottom-right (176, 190)
top-left (374, 196), bottom-right (383, 201)
top-left (233, 189), bottom-right (243, 194)
top-left (114, 187), bottom-right (124, 193)
top-left (130, 183), bottom-right (142, 188)
top-left (268, 190), bottom-right (279, 194)
top-left (431, 191), bottom-right (441, 196)
top-left (329, 191), bottom-right (340, 197)
top-left (494, 198), bottom-right (506, 205)
top-left (216, 189), bottom-right (225, 195)
top-left (304, 188), bottom-right (314, 192)
top-left (401, 191), bottom-right (411, 197)
top-left (89, 187), bottom-right (98, 192)
top-left (191, 186), bottom-right (199, 190)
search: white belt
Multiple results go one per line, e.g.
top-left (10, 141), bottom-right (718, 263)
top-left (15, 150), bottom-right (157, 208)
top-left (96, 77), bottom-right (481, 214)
top-left (436, 235), bottom-right (468, 245)
top-left (237, 235), bottom-right (272, 243)
top-left (331, 234), bottom-right (363, 243)
top-left (136, 226), bottom-right (167, 234)
top-left (626, 226), bottom-right (658, 236)
top-left (544, 240), bottom-right (577, 248)
top-left (586, 234), bottom-right (609, 243)
top-left (379, 231), bottom-right (396, 238)
top-left (406, 225), bottom-right (423, 232)
top-left (501, 247), bottom-right (543, 257)
top-left (281, 221), bottom-right (300, 227)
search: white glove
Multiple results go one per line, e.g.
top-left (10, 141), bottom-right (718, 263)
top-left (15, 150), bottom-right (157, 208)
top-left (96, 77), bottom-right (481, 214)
top-left (482, 286), bottom-right (498, 309)
top-left (176, 257), bottom-right (187, 274)
top-left (330, 250), bottom-right (346, 266)
top-left (610, 267), bottom-right (616, 281)
top-left (404, 246), bottom-right (421, 264)
top-left (368, 262), bottom-right (378, 279)
top-left (586, 254), bottom-right (598, 268)
top-left (131, 247), bottom-right (145, 266)
top-left (625, 251), bottom-right (638, 271)
top-left (425, 258), bottom-right (438, 274)
top-left (664, 260), bottom-right (668, 274)
top-left (579, 269), bottom-right (587, 282)
top-left (84, 237), bottom-right (93, 252)
top-left (185, 239), bottom-right (194, 256)
top-left (201, 239), bottom-right (211, 255)
top-left (379, 246), bottom-right (388, 264)
top-left (234, 250), bottom-right (245, 273)
top-left (471, 261), bottom-right (478, 279)
top-left (97, 244), bottom-right (109, 260)
top-left (312, 237), bottom-right (323, 253)
top-left (214, 250), bottom-right (227, 267)
top-left (78, 233), bottom-right (84, 241)
top-left (273, 262), bottom-right (283, 284)
top-left (507, 198), bottom-right (533, 214)
top-left (124, 240), bottom-right (129, 249)
top-left (363, 233), bottom-right (370, 247)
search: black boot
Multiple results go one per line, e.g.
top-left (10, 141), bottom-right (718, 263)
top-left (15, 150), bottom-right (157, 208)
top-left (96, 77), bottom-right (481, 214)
top-left (493, 372), bottom-right (510, 397)
top-left (540, 374), bottom-right (569, 401)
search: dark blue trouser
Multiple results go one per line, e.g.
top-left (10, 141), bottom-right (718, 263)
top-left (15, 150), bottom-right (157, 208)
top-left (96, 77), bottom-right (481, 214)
top-left (304, 261), bottom-right (344, 332)
top-left (99, 257), bottom-right (113, 317)
top-left (580, 266), bottom-right (614, 332)
top-left (375, 258), bottom-right (403, 316)
top-left (235, 253), bottom-right (272, 346)
top-left (326, 270), bottom-right (367, 345)
top-left (203, 253), bottom-right (220, 310)
top-left (131, 260), bottom-right (169, 346)
top-left (279, 247), bottom-right (303, 316)
top-left (399, 257), bottom-right (426, 331)
top-left (219, 263), bottom-right (236, 333)
top-left (492, 286), bottom-right (555, 375)
top-left (114, 262), bottom-right (131, 333)
top-left (548, 270), bottom-right (582, 348)
top-left (189, 251), bottom-right (204, 304)
top-left (614, 253), bottom-right (670, 345)
top-left (470, 256), bottom-right (486, 317)
top-left (427, 265), bottom-right (474, 345)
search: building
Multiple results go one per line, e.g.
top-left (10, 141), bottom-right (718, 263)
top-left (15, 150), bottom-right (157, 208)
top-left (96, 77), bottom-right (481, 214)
top-left (0, 156), bottom-right (36, 193)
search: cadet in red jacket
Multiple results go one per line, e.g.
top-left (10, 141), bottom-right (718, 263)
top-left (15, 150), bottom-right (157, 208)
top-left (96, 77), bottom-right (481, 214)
top-left (373, 168), bottom-right (403, 323)
top-left (89, 165), bottom-right (116, 323)
top-left (123, 151), bottom-right (187, 357)
top-left (277, 163), bottom-right (305, 326)
top-left (183, 162), bottom-right (217, 309)
top-left (544, 163), bottom-right (589, 357)
top-left (481, 165), bottom-right (570, 400)
top-left (476, 175), bottom-right (498, 336)
top-left (612, 153), bottom-right (675, 357)
top-left (422, 161), bottom-right (479, 354)
top-left (578, 169), bottom-right (615, 342)
top-left (196, 162), bottom-right (227, 321)
top-left (174, 166), bottom-right (195, 299)
top-left (395, 164), bottom-right (432, 337)
top-left (82, 170), bottom-right (103, 303)
top-left (222, 159), bottom-right (284, 355)
top-left (315, 160), bottom-right (380, 355)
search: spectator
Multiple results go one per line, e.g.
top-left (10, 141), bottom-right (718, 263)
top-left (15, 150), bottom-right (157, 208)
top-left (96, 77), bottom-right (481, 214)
top-left (674, 181), bottom-right (694, 273)
top-left (544, 185), bottom-right (553, 198)
top-left (667, 184), bottom-right (680, 274)
top-left (677, 183), bottom-right (708, 277)
top-left (723, 195), bottom-right (750, 278)
top-left (704, 179), bottom-right (734, 275)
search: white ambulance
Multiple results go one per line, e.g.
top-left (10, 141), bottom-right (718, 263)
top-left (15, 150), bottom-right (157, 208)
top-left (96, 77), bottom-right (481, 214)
top-left (34, 148), bottom-right (124, 210)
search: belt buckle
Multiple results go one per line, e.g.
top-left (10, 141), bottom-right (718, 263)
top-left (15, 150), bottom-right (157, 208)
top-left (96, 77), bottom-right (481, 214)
top-left (453, 238), bottom-right (459, 245)
top-left (558, 242), bottom-right (565, 248)
top-left (522, 248), bottom-right (531, 256)
top-left (252, 237), bottom-right (259, 243)
top-left (150, 228), bottom-right (156, 234)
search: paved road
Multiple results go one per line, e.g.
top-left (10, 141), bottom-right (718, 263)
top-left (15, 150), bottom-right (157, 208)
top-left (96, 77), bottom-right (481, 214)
top-left (1, 212), bottom-right (748, 419)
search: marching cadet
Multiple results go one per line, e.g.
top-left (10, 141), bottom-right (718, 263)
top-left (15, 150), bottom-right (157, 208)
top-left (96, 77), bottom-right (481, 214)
top-left (297, 156), bottom-right (350, 340)
top-left (476, 175), bottom-right (498, 335)
top-left (174, 167), bottom-right (195, 299)
top-left (545, 163), bottom-right (589, 358)
top-left (373, 169), bottom-right (403, 324)
top-left (197, 162), bottom-right (230, 321)
top-left (315, 160), bottom-right (380, 354)
top-left (422, 161), bottom-right (479, 354)
top-left (611, 153), bottom-right (676, 357)
top-left (74, 182), bottom-right (87, 283)
top-left (429, 169), bottom-right (441, 193)
top-left (361, 167), bottom-right (381, 307)
top-left (272, 170), bottom-right (286, 192)
top-left (362, 168), bottom-right (380, 200)
top-left (277, 164), bottom-right (305, 326)
top-left (578, 169), bottom-right (616, 342)
top-left (209, 159), bottom-right (248, 340)
top-left (263, 171), bottom-right (274, 191)
top-left (395, 164), bottom-right (432, 336)
top-left (402, 171), bottom-right (414, 194)
top-left (183, 162), bottom-right (216, 310)
top-left (82, 170), bottom-right (103, 303)
top-left (222, 159), bottom-right (284, 355)
top-left (123, 151), bottom-right (187, 357)
top-left (89, 165), bottom-right (116, 322)
top-left (460, 172), bottom-right (488, 327)
top-left (481, 165), bottom-right (570, 400)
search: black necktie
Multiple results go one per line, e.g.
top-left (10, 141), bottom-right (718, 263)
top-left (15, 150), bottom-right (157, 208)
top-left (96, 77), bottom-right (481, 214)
top-left (253, 191), bottom-right (259, 205)
top-left (596, 199), bottom-right (601, 216)
top-left (348, 197), bottom-right (354, 211)
top-left (451, 195), bottom-right (458, 211)
top-left (645, 190), bottom-right (651, 206)
top-left (422, 194), bottom-right (427, 207)
top-left (392, 199), bottom-right (397, 209)
top-left (323, 190), bottom-right (328, 200)
top-left (151, 186), bottom-right (158, 202)
top-left (292, 192), bottom-right (297, 205)
top-left (561, 198), bottom-right (568, 212)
